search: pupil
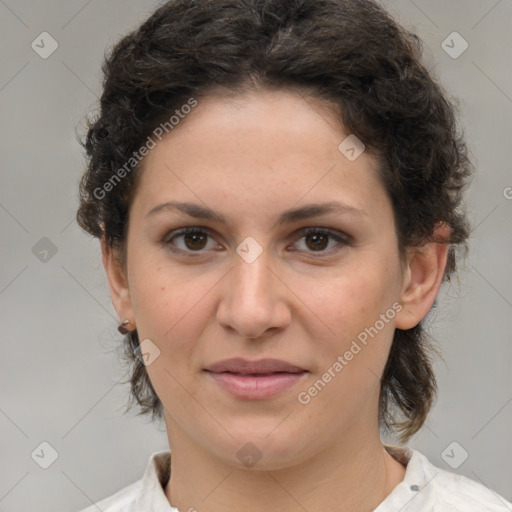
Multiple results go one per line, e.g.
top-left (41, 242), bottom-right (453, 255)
top-left (307, 233), bottom-right (327, 251)
top-left (185, 233), bottom-right (206, 250)
top-left (183, 232), bottom-right (329, 251)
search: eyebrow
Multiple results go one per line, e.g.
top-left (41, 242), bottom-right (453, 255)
top-left (146, 200), bottom-right (366, 225)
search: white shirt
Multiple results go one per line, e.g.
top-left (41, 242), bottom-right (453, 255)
top-left (77, 445), bottom-right (511, 511)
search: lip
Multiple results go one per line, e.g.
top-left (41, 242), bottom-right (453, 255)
top-left (204, 358), bottom-right (308, 400)
top-left (206, 357), bottom-right (305, 374)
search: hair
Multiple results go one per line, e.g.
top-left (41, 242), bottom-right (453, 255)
top-left (77, 0), bottom-right (472, 442)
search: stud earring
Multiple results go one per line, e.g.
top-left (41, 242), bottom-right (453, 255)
top-left (118, 320), bottom-right (133, 334)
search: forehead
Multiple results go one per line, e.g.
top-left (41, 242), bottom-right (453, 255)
top-left (132, 88), bottom-right (390, 223)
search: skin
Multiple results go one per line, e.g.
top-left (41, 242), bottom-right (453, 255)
top-left (102, 88), bottom-right (449, 512)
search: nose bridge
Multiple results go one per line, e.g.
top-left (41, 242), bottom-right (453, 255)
top-left (216, 238), bottom-right (289, 338)
top-left (231, 240), bottom-right (274, 306)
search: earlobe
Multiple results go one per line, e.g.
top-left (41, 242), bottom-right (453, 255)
top-left (101, 238), bottom-right (135, 324)
top-left (395, 224), bottom-right (451, 330)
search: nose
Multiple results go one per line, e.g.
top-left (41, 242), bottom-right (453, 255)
top-left (216, 246), bottom-right (292, 340)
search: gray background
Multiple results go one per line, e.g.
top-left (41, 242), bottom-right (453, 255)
top-left (0, 0), bottom-right (511, 510)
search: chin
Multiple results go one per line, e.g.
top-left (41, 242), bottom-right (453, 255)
top-left (210, 424), bottom-right (314, 472)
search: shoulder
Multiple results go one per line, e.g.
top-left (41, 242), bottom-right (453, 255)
top-left (402, 447), bottom-right (511, 511)
top-left (427, 463), bottom-right (511, 511)
top-left (76, 479), bottom-right (141, 512)
top-left (75, 450), bottom-right (174, 512)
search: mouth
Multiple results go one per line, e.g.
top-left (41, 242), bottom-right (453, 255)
top-left (204, 358), bottom-right (308, 400)
top-left (205, 357), bottom-right (306, 374)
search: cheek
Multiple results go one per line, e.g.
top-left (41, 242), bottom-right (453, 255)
top-left (128, 263), bottom-right (213, 405)
top-left (294, 265), bottom-right (394, 339)
top-left (127, 242), bottom-right (205, 332)
top-left (292, 257), bottom-right (400, 390)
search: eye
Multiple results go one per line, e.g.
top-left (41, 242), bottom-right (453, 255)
top-left (290, 227), bottom-right (350, 256)
top-left (162, 226), bottom-right (350, 257)
top-left (163, 227), bottom-right (221, 254)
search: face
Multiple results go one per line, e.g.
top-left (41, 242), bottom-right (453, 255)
top-left (105, 88), bottom-right (427, 470)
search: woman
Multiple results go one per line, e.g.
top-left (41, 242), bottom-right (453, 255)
top-left (76, 0), bottom-right (510, 510)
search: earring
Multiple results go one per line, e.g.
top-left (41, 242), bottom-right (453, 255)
top-left (118, 319), bottom-right (133, 334)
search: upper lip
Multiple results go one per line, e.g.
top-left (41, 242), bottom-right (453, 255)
top-left (205, 358), bottom-right (306, 374)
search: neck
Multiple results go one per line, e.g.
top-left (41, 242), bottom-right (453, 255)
top-left (164, 424), bottom-right (406, 512)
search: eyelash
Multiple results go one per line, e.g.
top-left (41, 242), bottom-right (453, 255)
top-left (162, 226), bottom-right (351, 258)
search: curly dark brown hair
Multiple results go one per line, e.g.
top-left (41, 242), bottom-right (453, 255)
top-left (77, 0), bottom-right (472, 442)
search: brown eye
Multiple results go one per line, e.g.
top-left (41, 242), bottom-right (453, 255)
top-left (304, 232), bottom-right (329, 251)
top-left (291, 228), bottom-right (350, 256)
top-left (164, 228), bottom-right (220, 254)
top-left (183, 232), bottom-right (208, 250)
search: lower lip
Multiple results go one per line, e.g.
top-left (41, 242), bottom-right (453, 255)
top-left (206, 371), bottom-right (307, 400)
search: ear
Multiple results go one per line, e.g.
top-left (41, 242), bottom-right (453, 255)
top-left (101, 238), bottom-right (134, 324)
top-left (395, 223), bottom-right (450, 330)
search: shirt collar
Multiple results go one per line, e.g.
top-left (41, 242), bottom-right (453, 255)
top-left (134, 450), bottom-right (177, 511)
top-left (375, 444), bottom-right (439, 510)
top-left (134, 445), bottom-right (428, 511)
